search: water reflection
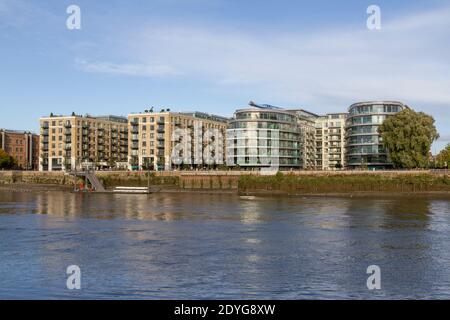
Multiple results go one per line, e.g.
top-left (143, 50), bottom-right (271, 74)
top-left (0, 191), bottom-right (450, 299)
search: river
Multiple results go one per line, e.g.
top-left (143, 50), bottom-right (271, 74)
top-left (1, 191), bottom-right (450, 299)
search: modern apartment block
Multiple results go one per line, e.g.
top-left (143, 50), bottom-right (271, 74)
top-left (227, 102), bottom-right (350, 171)
top-left (128, 111), bottom-right (228, 171)
top-left (315, 113), bottom-right (347, 170)
top-left (346, 101), bottom-right (406, 170)
top-left (290, 110), bottom-right (319, 170)
top-left (33, 100), bottom-right (407, 172)
top-left (227, 102), bottom-right (301, 170)
top-left (0, 129), bottom-right (39, 170)
top-left (39, 114), bottom-right (128, 171)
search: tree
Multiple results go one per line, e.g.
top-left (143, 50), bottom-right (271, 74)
top-left (436, 144), bottom-right (450, 169)
top-left (379, 108), bottom-right (439, 169)
top-left (0, 149), bottom-right (15, 169)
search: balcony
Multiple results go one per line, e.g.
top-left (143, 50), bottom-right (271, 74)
top-left (64, 144), bottom-right (72, 150)
top-left (64, 122), bottom-right (72, 128)
top-left (41, 143), bottom-right (49, 151)
top-left (131, 143), bottom-right (139, 150)
top-left (131, 127), bottom-right (139, 134)
top-left (131, 134), bottom-right (139, 141)
top-left (157, 134), bottom-right (165, 140)
top-left (41, 129), bottom-right (49, 136)
top-left (41, 123), bottom-right (49, 129)
top-left (157, 126), bottom-right (165, 133)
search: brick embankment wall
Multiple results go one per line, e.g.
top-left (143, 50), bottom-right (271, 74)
top-left (0, 171), bottom-right (71, 185)
top-left (0, 170), bottom-right (449, 193)
top-left (238, 172), bottom-right (450, 194)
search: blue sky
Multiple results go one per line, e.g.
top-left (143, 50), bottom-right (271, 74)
top-left (1, 0), bottom-right (449, 153)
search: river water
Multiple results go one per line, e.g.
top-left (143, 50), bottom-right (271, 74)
top-left (0, 191), bottom-right (450, 299)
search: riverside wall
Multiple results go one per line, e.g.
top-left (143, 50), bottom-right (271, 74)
top-left (0, 170), bottom-right (449, 193)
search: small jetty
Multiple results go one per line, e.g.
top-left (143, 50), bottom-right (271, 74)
top-left (113, 187), bottom-right (151, 194)
top-left (68, 170), bottom-right (159, 194)
top-left (69, 169), bottom-right (105, 192)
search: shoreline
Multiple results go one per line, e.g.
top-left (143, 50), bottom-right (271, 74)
top-left (1, 183), bottom-right (450, 198)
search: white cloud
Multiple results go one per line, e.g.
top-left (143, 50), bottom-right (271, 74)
top-left (76, 6), bottom-right (450, 114)
top-left (75, 59), bottom-right (179, 77)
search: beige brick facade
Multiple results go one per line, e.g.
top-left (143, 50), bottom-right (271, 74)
top-left (128, 112), bottom-right (228, 171)
top-left (39, 115), bottom-right (128, 171)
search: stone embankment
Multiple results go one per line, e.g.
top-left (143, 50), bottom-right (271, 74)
top-left (0, 170), bottom-right (449, 194)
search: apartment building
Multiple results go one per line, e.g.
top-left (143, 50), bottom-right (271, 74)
top-left (227, 103), bottom-right (301, 170)
top-left (289, 110), bottom-right (319, 170)
top-left (128, 111), bottom-right (228, 171)
top-left (39, 114), bottom-right (128, 171)
top-left (0, 129), bottom-right (39, 170)
top-left (346, 101), bottom-right (406, 170)
top-left (315, 113), bottom-right (347, 170)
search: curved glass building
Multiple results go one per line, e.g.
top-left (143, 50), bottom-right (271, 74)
top-left (346, 101), bottom-right (406, 170)
top-left (227, 103), bottom-right (301, 169)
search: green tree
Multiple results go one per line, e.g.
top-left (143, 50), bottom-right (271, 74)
top-left (379, 108), bottom-right (439, 169)
top-left (436, 144), bottom-right (450, 169)
top-left (0, 149), bottom-right (15, 169)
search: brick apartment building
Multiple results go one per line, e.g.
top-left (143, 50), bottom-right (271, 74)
top-left (0, 129), bottom-right (40, 170)
top-left (39, 114), bottom-right (128, 171)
